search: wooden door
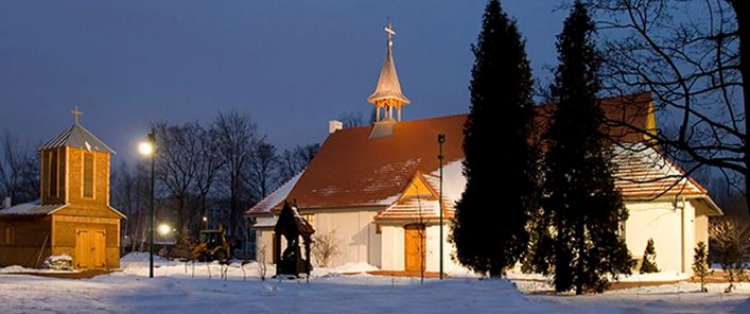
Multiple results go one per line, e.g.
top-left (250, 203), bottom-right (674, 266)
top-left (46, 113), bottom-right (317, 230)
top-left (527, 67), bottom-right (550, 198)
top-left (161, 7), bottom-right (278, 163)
top-left (75, 229), bottom-right (106, 269)
top-left (404, 224), bottom-right (425, 272)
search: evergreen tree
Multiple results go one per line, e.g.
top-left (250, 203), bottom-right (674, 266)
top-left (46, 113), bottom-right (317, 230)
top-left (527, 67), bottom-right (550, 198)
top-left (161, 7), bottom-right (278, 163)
top-left (692, 241), bottom-right (710, 292)
top-left (451, 0), bottom-right (537, 277)
top-left (539, 1), bottom-right (633, 294)
top-left (639, 239), bottom-right (659, 274)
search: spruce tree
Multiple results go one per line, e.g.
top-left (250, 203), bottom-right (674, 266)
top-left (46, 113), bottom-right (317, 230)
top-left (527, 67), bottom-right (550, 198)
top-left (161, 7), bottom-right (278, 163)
top-left (541, 1), bottom-right (632, 294)
top-left (639, 239), bottom-right (659, 274)
top-left (692, 241), bottom-right (710, 292)
top-left (451, 0), bottom-right (537, 277)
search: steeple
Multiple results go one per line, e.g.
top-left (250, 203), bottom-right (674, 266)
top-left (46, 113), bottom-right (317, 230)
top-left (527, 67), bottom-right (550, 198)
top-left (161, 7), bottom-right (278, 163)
top-left (368, 22), bottom-right (410, 122)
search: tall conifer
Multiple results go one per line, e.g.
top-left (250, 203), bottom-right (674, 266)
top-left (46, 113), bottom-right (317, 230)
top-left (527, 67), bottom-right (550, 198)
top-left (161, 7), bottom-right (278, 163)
top-left (541, 1), bottom-right (633, 293)
top-left (451, 0), bottom-right (537, 277)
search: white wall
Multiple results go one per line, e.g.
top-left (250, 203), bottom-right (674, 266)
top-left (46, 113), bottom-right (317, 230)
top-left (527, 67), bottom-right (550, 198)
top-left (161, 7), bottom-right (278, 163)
top-left (381, 223), bottom-right (460, 273)
top-left (625, 199), bottom-right (699, 274)
top-left (314, 210), bottom-right (381, 267)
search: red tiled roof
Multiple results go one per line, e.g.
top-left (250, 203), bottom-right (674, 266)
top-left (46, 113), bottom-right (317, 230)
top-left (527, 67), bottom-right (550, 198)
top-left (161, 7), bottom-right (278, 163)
top-left (613, 144), bottom-right (707, 198)
top-left (285, 114), bottom-right (466, 210)
top-left (247, 92), bottom-right (715, 216)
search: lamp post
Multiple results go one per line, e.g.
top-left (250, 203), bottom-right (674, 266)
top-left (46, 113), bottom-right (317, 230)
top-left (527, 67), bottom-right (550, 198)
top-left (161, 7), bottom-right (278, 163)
top-left (139, 129), bottom-right (156, 278)
top-left (437, 134), bottom-right (445, 280)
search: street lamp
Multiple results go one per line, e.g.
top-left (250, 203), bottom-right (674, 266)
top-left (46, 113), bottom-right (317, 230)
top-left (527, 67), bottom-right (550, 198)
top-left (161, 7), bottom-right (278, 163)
top-left (139, 129), bottom-right (156, 278)
top-left (157, 223), bottom-right (172, 236)
top-left (437, 134), bottom-right (445, 280)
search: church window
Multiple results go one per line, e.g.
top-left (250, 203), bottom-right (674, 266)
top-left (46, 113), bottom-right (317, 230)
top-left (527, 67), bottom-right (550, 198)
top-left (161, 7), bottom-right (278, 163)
top-left (83, 153), bottom-right (94, 198)
top-left (302, 214), bottom-right (315, 228)
top-left (3, 226), bottom-right (13, 245)
top-left (48, 150), bottom-right (58, 197)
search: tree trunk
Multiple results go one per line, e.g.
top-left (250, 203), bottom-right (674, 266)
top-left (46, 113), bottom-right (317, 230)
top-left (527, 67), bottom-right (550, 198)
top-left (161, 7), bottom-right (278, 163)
top-left (727, 0), bottom-right (750, 215)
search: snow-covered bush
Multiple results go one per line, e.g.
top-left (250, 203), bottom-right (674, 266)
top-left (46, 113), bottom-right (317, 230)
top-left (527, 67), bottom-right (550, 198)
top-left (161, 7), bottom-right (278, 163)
top-left (43, 254), bottom-right (73, 270)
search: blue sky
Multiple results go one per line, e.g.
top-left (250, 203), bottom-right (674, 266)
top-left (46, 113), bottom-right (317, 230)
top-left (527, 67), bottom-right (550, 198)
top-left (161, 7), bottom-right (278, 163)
top-left (0, 1), bottom-right (566, 162)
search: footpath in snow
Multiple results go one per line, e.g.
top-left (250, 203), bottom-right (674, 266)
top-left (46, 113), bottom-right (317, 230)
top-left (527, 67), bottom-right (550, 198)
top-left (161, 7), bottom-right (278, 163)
top-left (0, 253), bottom-right (748, 314)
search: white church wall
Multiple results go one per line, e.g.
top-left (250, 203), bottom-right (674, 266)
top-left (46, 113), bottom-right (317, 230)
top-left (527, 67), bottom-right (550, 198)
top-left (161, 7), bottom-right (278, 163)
top-left (380, 223), bottom-right (459, 273)
top-left (381, 225), bottom-right (405, 271)
top-left (625, 200), bottom-right (697, 274)
top-left (694, 213), bottom-right (708, 248)
top-left (256, 230), bottom-right (274, 265)
top-left (313, 209), bottom-right (381, 267)
top-left (426, 225), bottom-right (461, 273)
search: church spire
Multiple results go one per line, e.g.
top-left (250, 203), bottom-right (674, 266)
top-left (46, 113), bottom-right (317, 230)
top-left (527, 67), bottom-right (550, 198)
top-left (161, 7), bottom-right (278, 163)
top-left (368, 22), bottom-right (410, 122)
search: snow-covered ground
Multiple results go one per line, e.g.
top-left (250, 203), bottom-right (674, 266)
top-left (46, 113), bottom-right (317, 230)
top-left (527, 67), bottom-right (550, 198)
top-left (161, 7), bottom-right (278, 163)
top-left (0, 253), bottom-right (748, 314)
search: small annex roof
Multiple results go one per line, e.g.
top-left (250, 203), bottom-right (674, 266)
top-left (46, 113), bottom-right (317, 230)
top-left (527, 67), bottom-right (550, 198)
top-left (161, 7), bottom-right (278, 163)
top-left (0, 200), bottom-right (126, 218)
top-left (0, 201), bottom-right (67, 216)
top-left (39, 123), bottom-right (116, 155)
top-left (245, 170), bottom-right (305, 216)
top-left (613, 143), bottom-right (721, 215)
top-left (375, 172), bottom-right (457, 222)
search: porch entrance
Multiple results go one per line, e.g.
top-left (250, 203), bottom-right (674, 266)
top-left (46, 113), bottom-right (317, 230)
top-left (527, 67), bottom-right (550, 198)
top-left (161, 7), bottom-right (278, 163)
top-left (404, 224), bottom-right (425, 272)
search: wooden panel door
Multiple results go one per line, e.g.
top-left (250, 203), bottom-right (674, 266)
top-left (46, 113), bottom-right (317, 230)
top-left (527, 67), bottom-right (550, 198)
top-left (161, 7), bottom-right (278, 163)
top-left (404, 224), bottom-right (425, 272)
top-left (75, 229), bottom-right (91, 268)
top-left (92, 230), bottom-right (106, 268)
top-left (75, 229), bottom-right (106, 269)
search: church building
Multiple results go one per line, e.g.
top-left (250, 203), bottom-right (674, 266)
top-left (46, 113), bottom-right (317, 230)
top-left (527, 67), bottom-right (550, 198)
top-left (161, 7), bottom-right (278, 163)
top-left (0, 109), bottom-right (125, 269)
top-left (247, 25), bottom-right (722, 275)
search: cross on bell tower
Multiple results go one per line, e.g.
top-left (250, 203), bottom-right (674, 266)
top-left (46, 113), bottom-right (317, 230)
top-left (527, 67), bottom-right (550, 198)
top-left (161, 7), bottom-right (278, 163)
top-left (72, 106), bottom-right (83, 124)
top-left (367, 21), bottom-right (410, 123)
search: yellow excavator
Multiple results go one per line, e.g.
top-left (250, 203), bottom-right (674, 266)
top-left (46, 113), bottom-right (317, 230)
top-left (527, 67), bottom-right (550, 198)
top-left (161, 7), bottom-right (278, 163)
top-left (191, 225), bottom-right (231, 262)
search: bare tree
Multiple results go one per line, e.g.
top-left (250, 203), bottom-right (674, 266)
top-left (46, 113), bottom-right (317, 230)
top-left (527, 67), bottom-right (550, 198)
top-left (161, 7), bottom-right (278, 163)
top-left (248, 141), bottom-right (279, 200)
top-left (338, 108), bottom-right (377, 129)
top-left (710, 216), bottom-right (750, 292)
top-left (589, 0), bottom-right (750, 212)
top-left (311, 229), bottom-right (341, 267)
top-left (111, 160), bottom-right (151, 252)
top-left (192, 125), bottom-right (224, 235)
top-left (257, 243), bottom-right (269, 281)
top-left (278, 144), bottom-right (319, 183)
top-left (214, 111), bottom-right (259, 236)
top-left (155, 122), bottom-right (201, 237)
top-left (0, 132), bottom-right (39, 205)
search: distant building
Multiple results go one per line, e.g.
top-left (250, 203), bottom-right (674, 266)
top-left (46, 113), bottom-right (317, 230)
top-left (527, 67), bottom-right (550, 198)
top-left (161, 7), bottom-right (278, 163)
top-left (0, 110), bottom-right (125, 269)
top-left (246, 25), bottom-right (722, 275)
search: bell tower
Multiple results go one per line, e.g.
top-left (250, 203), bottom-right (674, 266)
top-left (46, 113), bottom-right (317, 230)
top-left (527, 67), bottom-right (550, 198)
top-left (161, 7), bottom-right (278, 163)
top-left (367, 22), bottom-right (410, 123)
top-left (39, 107), bottom-right (116, 207)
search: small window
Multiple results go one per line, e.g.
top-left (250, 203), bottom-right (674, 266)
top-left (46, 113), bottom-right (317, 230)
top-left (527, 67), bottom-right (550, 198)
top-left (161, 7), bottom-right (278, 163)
top-left (302, 214), bottom-right (315, 228)
top-left (83, 153), bottom-right (94, 198)
top-left (376, 224), bottom-right (382, 234)
top-left (3, 226), bottom-right (13, 245)
top-left (48, 150), bottom-right (58, 197)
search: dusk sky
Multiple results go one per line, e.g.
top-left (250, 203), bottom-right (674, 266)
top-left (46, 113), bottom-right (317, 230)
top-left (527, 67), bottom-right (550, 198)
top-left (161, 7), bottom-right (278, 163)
top-left (0, 1), bottom-right (566, 163)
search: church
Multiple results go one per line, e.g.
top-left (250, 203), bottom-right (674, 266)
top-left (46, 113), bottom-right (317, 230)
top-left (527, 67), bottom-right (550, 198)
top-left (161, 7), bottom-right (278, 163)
top-left (0, 110), bottom-right (125, 269)
top-left (246, 25), bottom-right (723, 275)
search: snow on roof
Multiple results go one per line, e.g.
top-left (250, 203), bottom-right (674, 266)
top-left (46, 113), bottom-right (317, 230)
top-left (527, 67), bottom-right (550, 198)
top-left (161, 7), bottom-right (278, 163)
top-left (251, 216), bottom-right (278, 230)
top-left (246, 170), bottom-right (305, 216)
top-left (427, 159), bottom-right (466, 207)
top-left (0, 201), bottom-right (67, 217)
top-left (612, 143), bottom-right (721, 214)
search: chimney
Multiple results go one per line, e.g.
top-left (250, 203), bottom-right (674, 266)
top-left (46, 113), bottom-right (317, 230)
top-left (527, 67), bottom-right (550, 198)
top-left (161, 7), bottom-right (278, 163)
top-left (329, 120), bottom-right (343, 134)
top-left (3, 197), bottom-right (10, 209)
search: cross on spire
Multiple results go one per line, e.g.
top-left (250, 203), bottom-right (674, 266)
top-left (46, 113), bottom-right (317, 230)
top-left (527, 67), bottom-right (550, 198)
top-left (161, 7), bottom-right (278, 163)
top-left (72, 106), bottom-right (83, 124)
top-left (385, 22), bottom-right (395, 48)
